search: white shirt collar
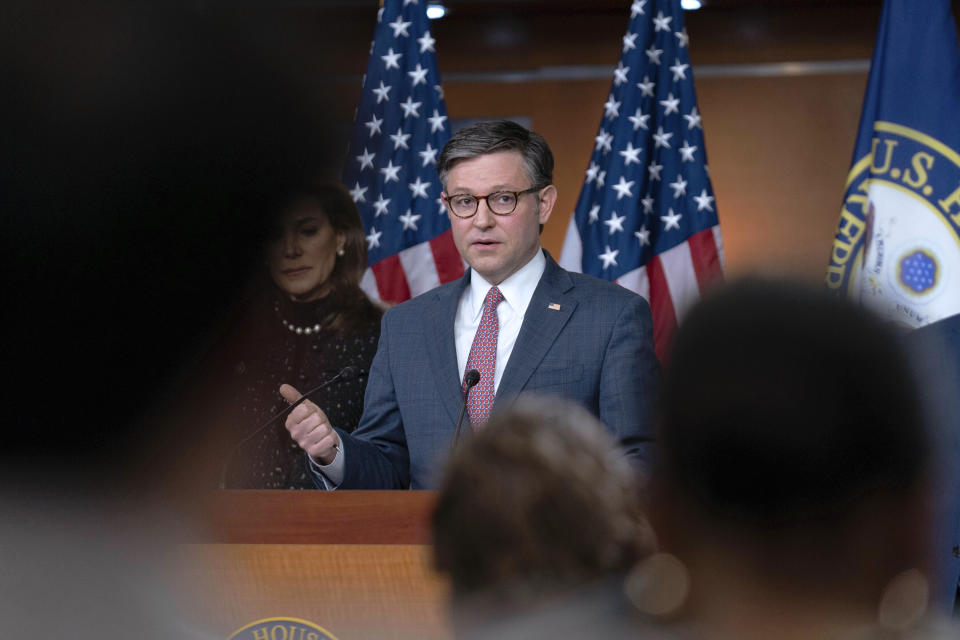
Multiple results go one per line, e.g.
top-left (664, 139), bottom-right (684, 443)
top-left (467, 249), bottom-right (546, 320)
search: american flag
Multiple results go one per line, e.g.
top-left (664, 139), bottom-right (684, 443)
top-left (559, 0), bottom-right (723, 360)
top-left (343, 0), bottom-right (464, 305)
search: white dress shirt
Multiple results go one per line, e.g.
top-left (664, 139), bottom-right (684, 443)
top-left (454, 248), bottom-right (545, 393)
top-left (313, 249), bottom-right (547, 488)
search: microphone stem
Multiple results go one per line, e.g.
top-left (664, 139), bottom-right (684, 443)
top-left (219, 365), bottom-right (359, 489)
top-left (452, 371), bottom-right (480, 452)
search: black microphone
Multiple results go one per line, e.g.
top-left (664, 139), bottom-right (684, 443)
top-left (451, 369), bottom-right (481, 452)
top-left (218, 364), bottom-right (364, 489)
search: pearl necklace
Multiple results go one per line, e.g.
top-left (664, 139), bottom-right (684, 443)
top-left (275, 301), bottom-right (322, 336)
top-left (281, 318), bottom-right (322, 335)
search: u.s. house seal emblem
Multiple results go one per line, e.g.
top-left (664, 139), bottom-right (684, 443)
top-left (227, 617), bottom-right (339, 640)
top-left (827, 121), bottom-right (960, 327)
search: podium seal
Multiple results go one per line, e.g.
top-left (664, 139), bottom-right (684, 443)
top-left (227, 617), bottom-right (339, 640)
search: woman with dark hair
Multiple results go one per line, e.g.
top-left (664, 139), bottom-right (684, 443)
top-left (219, 181), bottom-right (382, 489)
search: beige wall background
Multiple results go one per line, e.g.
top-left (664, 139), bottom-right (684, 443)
top-left (259, 0), bottom-right (960, 285)
top-left (429, 1), bottom-right (890, 284)
top-left (443, 72), bottom-right (867, 283)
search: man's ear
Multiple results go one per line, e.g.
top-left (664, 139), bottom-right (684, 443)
top-left (536, 184), bottom-right (558, 225)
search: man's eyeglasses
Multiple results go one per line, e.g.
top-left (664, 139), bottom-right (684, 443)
top-left (442, 186), bottom-right (542, 218)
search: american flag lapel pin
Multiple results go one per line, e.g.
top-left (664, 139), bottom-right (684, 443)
top-left (548, 303), bottom-right (561, 311)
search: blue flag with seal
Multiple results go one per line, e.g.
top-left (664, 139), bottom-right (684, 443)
top-left (826, 0), bottom-right (960, 328)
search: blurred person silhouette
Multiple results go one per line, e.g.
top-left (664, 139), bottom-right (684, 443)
top-left (215, 181), bottom-right (381, 489)
top-left (649, 279), bottom-right (956, 639)
top-left (1, 3), bottom-right (339, 637)
top-left (908, 313), bottom-right (960, 616)
top-left (431, 396), bottom-right (663, 640)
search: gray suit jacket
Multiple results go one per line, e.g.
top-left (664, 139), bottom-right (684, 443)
top-left (324, 251), bottom-right (659, 490)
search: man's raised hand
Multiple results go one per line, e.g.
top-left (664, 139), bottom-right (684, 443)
top-left (280, 383), bottom-right (340, 465)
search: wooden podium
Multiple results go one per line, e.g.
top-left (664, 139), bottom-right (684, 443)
top-left (177, 491), bottom-right (451, 640)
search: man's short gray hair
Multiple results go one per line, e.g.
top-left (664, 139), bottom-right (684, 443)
top-left (437, 120), bottom-right (554, 191)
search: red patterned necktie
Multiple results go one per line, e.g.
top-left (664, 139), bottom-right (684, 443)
top-left (463, 286), bottom-right (504, 427)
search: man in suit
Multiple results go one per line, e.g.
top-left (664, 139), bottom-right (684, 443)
top-left (282, 120), bottom-right (659, 489)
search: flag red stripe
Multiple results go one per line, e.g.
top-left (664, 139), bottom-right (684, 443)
top-left (647, 256), bottom-right (678, 364)
top-left (372, 254), bottom-right (412, 304)
top-left (687, 227), bottom-right (723, 292)
top-left (429, 229), bottom-right (465, 284)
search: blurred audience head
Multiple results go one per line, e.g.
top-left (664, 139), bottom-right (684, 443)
top-left (1, 4), bottom-right (340, 491)
top-left (651, 278), bottom-right (934, 635)
top-left (433, 396), bottom-right (654, 633)
top-left (1, 4), bottom-right (348, 637)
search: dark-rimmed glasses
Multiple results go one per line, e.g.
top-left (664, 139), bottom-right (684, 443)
top-left (442, 187), bottom-right (542, 218)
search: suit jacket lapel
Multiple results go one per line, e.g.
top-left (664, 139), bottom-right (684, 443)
top-left (497, 252), bottom-right (577, 399)
top-left (425, 271), bottom-right (471, 427)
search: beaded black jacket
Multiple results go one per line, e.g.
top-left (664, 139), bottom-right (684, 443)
top-left (221, 289), bottom-right (381, 489)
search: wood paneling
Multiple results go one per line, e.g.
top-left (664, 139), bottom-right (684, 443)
top-left (177, 544), bottom-right (450, 640)
top-left (442, 69), bottom-right (868, 282)
top-left (694, 72), bottom-right (868, 280)
top-left (179, 492), bottom-right (449, 639)
top-left (194, 490), bottom-right (436, 544)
